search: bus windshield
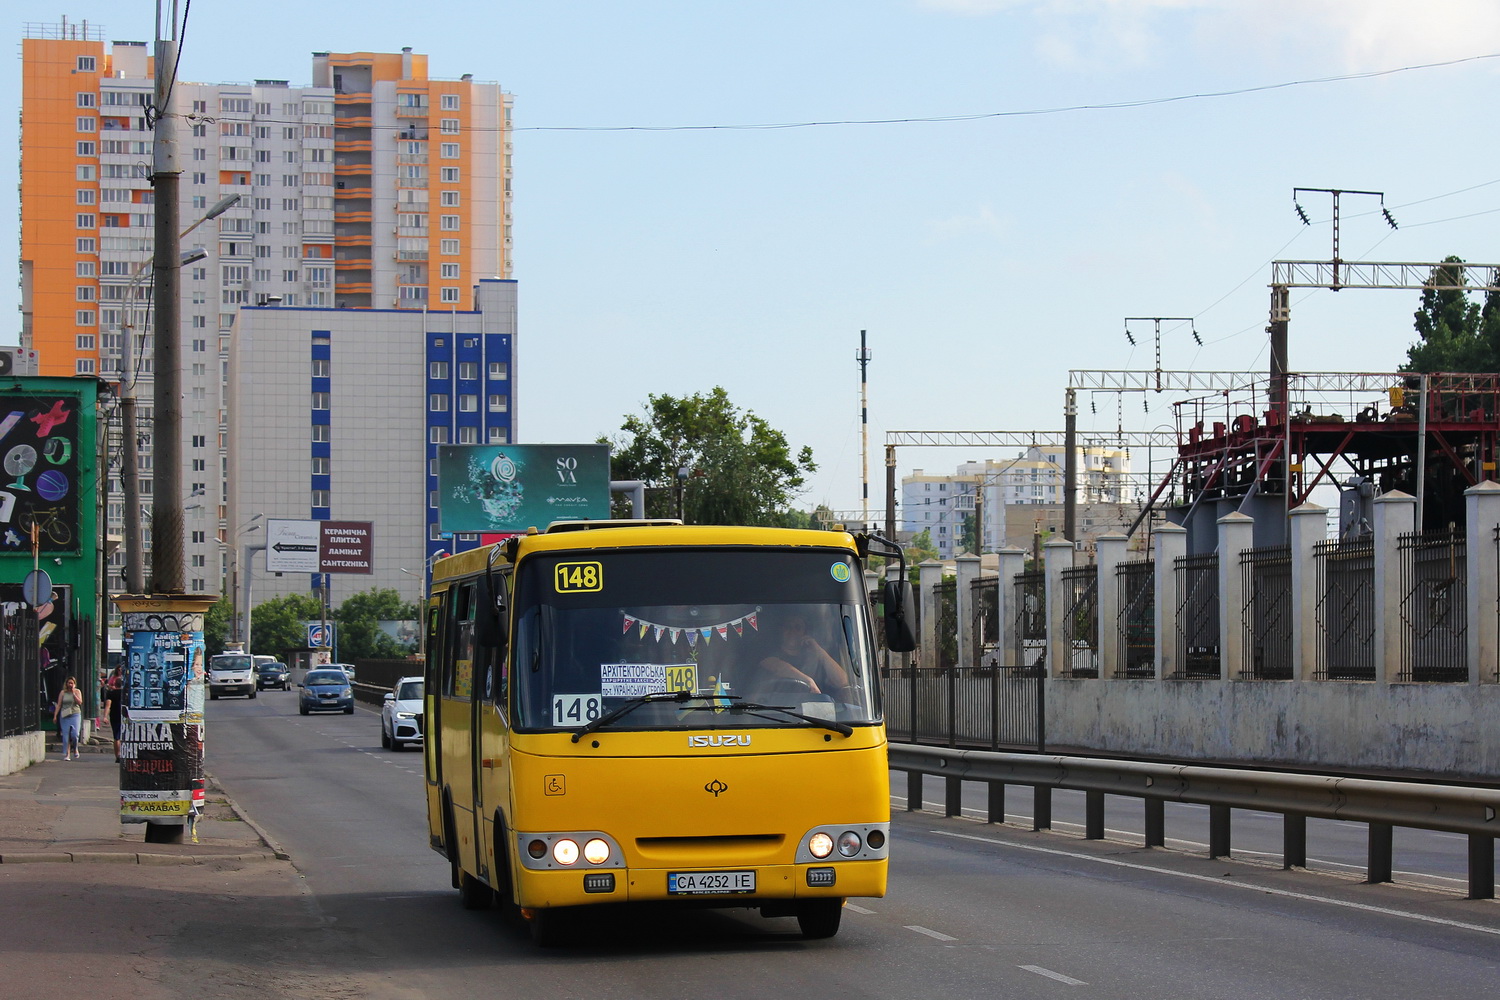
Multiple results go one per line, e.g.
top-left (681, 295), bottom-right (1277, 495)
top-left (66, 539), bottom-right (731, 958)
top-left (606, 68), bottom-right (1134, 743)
top-left (511, 547), bottom-right (880, 733)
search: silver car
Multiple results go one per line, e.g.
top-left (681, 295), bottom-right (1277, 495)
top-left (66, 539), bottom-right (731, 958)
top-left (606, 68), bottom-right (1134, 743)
top-left (380, 676), bottom-right (424, 750)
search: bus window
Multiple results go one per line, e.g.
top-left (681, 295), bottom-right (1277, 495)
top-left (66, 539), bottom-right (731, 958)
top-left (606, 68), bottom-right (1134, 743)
top-left (445, 582), bottom-right (476, 701)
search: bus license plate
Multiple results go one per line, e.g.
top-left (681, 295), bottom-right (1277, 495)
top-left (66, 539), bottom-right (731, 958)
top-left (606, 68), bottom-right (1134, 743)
top-left (667, 870), bottom-right (755, 895)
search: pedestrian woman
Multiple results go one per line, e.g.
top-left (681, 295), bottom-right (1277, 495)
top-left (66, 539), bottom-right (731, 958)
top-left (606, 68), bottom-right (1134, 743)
top-left (103, 667), bottom-right (124, 762)
top-left (53, 676), bottom-right (83, 760)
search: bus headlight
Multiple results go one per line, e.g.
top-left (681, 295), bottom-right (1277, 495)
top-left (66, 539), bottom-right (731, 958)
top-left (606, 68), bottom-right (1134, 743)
top-left (808, 832), bottom-right (834, 859)
top-left (552, 839), bottom-right (580, 865)
top-left (583, 838), bottom-right (610, 865)
top-left (837, 831), bottom-right (862, 857)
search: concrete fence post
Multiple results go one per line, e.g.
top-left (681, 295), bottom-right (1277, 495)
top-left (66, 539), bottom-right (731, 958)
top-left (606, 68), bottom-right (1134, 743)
top-left (1465, 481), bottom-right (1500, 685)
top-left (918, 560), bottom-right (944, 671)
top-left (1373, 490), bottom-right (1416, 685)
top-left (1154, 525), bottom-right (1187, 680)
top-left (1287, 503), bottom-right (1328, 682)
top-left (1217, 511), bottom-right (1254, 681)
top-left (1044, 539), bottom-right (1075, 679)
top-left (955, 554), bottom-right (981, 669)
top-left (994, 548), bottom-right (1026, 667)
top-left (1095, 534), bottom-right (1127, 679)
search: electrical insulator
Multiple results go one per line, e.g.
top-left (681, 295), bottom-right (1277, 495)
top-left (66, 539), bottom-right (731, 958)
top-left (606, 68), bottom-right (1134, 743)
top-left (1125, 330), bottom-right (1135, 346)
top-left (1382, 208), bottom-right (1398, 230)
top-left (1295, 203), bottom-right (1311, 225)
top-left (1192, 328), bottom-right (1202, 345)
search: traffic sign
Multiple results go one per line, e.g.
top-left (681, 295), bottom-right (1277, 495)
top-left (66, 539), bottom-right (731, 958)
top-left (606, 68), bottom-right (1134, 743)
top-left (306, 622), bottom-right (336, 648)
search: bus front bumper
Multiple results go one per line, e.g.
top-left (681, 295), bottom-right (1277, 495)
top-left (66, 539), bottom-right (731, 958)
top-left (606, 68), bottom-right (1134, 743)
top-left (515, 860), bottom-right (886, 910)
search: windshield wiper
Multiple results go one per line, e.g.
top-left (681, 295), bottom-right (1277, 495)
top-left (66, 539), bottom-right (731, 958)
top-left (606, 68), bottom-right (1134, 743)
top-left (717, 700), bottom-right (854, 738)
top-left (570, 690), bottom-right (691, 742)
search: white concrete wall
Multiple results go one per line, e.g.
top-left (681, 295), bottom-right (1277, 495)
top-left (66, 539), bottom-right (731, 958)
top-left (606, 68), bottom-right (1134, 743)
top-left (0, 732), bottom-right (46, 776)
top-left (1045, 679), bottom-right (1500, 779)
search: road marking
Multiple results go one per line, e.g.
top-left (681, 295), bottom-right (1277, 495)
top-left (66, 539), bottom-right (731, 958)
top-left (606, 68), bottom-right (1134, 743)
top-left (932, 829), bottom-right (1500, 937)
top-left (1020, 965), bottom-right (1087, 986)
top-left (845, 903), bottom-right (875, 915)
top-left (905, 924), bottom-right (957, 941)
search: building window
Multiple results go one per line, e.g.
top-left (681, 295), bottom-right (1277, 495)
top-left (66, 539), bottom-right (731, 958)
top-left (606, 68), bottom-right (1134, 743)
top-left (75, 358), bottom-right (96, 375)
top-left (441, 94), bottom-right (460, 111)
top-left (441, 263), bottom-right (460, 279)
top-left (429, 394), bottom-right (450, 412)
top-left (312, 392), bottom-right (329, 409)
top-left (76, 238), bottom-right (96, 253)
top-left (312, 359), bottom-right (329, 378)
top-left (75, 286), bottom-right (95, 302)
top-left (312, 457), bottom-right (329, 476)
top-left (440, 287), bottom-right (461, 303)
top-left (457, 426), bottom-right (478, 444)
top-left (440, 118), bottom-right (461, 134)
top-left (440, 215), bottom-right (460, 231)
top-left (440, 167), bottom-right (460, 183)
top-left (311, 490), bottom-right (330, 507)
top-left (429, 427), bottom-right (449, 444)
top-left (440, 143), bottom-right (459, 158)
top-left (458, 362), bottom-right (478, 380)
top-left (458, 394), bottom-right (477, 412)
top-left (312, 425), bottom-right (329, 443)
top-left (440, 190), bottom-right (460, 207)
top-left (77, 56), bottom-right (96, 72)
top-left (75, 311), bottom-right (96, 328)
top-left (488, 394), bottom-right (509, 412)
top-left (76, 142), bottom-right (95, 156)
top-left (488, 362), bottom-right (508, 380)
top-left (429, 362), bottom-right (449, 379)
top-left (440, 239), bottom-right (460, 255)
top-left (487, 427), bottom-right (508, 444)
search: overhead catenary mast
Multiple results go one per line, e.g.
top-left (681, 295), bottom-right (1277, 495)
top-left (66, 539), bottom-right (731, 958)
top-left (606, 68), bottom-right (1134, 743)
top-left (857, 330), bottom-right (872, 528)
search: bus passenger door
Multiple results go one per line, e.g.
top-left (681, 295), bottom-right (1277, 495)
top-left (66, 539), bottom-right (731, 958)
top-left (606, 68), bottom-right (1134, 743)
top-left (424, 596), bottom-right (446, 854)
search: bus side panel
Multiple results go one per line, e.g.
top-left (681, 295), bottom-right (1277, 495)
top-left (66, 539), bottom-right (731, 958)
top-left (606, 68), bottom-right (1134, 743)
top-left (423, 597), bottom-right (446, 856)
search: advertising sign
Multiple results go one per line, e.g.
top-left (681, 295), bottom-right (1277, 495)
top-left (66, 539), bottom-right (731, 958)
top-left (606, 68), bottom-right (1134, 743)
top-left (0, 390), bottom-right (82, 555)
top-left (119, 608), bottom-right (206, 725)
top-left (266, 519), bottom-right (374, 574)
top-left (0, 581), bottom-right (72, 710)
top-left (437, 444), bottom-right (610, 533)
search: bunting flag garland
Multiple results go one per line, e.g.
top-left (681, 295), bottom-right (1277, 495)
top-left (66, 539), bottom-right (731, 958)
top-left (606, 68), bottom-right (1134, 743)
top-left (618, 609), bottom-right (761, 645)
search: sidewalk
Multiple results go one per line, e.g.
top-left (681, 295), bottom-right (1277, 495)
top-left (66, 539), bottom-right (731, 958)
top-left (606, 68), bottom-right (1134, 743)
top-left (0, 733), bottom-right (283, 865)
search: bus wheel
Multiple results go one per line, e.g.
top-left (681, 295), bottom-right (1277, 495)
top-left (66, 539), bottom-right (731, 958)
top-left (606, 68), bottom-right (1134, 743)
top-left (796, 899), bottom-right (843, 939)
top-left (528, 907), bottom-right (566, 947)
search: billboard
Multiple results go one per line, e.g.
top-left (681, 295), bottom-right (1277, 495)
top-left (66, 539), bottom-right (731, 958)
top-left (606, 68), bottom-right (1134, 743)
top-left (0, 390), bottom-right (83, 555)
top-left (266, 519), bottom-right (374, 574)
top-left (437, 444), bottom-right (610, 533)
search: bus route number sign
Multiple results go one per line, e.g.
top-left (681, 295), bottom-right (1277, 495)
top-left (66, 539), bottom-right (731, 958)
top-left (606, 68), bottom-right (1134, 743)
top-left (555, 561), bottom-right (603, 593)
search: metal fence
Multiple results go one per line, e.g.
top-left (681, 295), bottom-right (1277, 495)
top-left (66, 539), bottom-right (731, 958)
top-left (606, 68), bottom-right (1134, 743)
top-left (881, 665), bottom-right (1043, 750)
top-left (1240, 545), bottom-right (1292, 680)
top-left (1061, 565), bottom-right (1098, 678)
top-left (1398, 530), bottom-right (1467, 682)
top-left (1013, 571), bottom-right (1045, 672)
top-left (1315, 537), bottom-right (1375, 680)
top-left (971, 576), bottom-right (999, 666)
top-left (1174, 552), bottom-right (1220, 678)
top-left (1, 608), bottom-right (41, 738)
top-left (1116, 560), bottom-right (1155, 679)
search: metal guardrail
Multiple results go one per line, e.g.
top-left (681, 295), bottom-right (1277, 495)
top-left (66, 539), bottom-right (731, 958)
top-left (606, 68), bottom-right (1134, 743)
top-left (888, 743), bottom-right (1500, 900)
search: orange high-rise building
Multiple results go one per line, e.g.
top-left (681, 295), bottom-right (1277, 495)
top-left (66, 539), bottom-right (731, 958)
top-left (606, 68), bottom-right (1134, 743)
top-left (20, 22), bottom-right (512, 593)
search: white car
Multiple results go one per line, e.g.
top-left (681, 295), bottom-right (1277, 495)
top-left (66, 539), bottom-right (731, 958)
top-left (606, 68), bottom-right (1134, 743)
top-left (380, 676), bottom-right (424, 750)
top-left (208, 652), bottom-right (257, 700)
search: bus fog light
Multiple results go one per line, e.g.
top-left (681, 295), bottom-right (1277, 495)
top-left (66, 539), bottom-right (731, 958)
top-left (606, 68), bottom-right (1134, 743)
top-left (837, 831), bottom-right (862, 857)
top-left (867, 829), bottom-right (886, 850)
top-left (583, 838), bottom-right (610, 865)
top-left (527, 839), bottom-right (548, 859)
top-left (553, 839), bottom-right (580, 865)
top-left (808, 832), bottom-right (834, 859)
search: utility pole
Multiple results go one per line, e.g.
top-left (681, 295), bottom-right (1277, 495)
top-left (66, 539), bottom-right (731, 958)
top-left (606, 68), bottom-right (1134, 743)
top-left (120, 313), bottom-right (144, 593)
top-left (857, 330), bottom-right (871, 528)
top-left (150, 9), bottom-right (184, 595)
top-left (1063, 388), bottom-right (1077, 542)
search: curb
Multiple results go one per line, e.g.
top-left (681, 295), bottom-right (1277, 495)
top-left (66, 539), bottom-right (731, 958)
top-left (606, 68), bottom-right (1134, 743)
top-left (0, 850), bottom-right (275, 865)
top-left (209, 773), bottom-right (293, 862)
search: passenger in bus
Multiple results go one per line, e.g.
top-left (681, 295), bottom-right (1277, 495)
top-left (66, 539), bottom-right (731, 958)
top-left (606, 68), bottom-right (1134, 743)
top-left (746, 612), bottom-right (851, 700)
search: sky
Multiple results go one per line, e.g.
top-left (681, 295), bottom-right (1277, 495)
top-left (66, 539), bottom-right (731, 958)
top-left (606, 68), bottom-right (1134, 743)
top-left (7, 1), bottom-right (1500, 518)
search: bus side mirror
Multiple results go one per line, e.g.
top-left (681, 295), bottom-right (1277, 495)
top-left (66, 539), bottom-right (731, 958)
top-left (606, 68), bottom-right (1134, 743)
top-left (882, 580), bottom-right (917, 653)
top-left (476, 573), bottom-right (509, 650)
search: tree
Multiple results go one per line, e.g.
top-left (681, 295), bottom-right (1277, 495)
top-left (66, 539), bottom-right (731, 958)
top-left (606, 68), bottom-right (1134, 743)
top-left (335, 587), bottom-right (418, 659)
top-left (906, 528), bottom-right (939, 564)
top-left (248, 593), bottom-right (324, 658)
top-left (203, 595), bottom-right (233, 655)
top-left (1402, 255), bottom-right (1500, 371)
top-left (606, 387), bottom-right (817, 525)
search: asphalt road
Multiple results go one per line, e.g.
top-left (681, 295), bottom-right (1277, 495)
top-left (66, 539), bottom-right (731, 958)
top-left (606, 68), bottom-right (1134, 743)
top-left (188, 691), bottom-right (1500, 999)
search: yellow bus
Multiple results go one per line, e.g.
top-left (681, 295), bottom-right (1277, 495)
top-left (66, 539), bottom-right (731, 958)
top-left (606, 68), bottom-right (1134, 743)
top-left (422, 521), bottom-right (916, 945)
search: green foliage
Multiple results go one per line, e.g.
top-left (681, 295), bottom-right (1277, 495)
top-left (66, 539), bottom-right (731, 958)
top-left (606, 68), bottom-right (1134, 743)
top-left (203, 595), bottom-right (233, 655)
top-left (335, 587), bottom-right (418, 659)
top-left (605, 387), bottom-right (818, 525)
top-left (248, 592), bottom-right (324, 658)
top-left (906, 528), bottom-right (939, 564)
top-left (1402, 255), bottom-right (1500, 372)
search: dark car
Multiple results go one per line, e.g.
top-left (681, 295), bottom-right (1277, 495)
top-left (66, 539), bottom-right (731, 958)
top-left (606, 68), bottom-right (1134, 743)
top-left (299, 668), bottom-right (355, 715)
top-left (255, 661), bottom-right (291, 690)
